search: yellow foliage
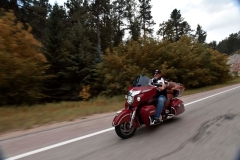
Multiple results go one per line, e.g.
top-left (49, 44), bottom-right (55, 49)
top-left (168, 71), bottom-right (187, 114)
top-left (0, 10), bottom-right (48, 105)
top-left (96, 35), bottom-right (231, 95)
top-left (79, 85), bottom-right (91, 101)
top-left (0, 10), bottom-right (46, 62)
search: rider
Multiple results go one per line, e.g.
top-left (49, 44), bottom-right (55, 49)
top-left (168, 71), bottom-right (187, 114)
top-left (149, 69), bottom-right (167, 124)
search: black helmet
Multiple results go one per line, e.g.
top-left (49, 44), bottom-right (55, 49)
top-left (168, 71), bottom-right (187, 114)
top-left (154, 69), bottom-right (161, 74)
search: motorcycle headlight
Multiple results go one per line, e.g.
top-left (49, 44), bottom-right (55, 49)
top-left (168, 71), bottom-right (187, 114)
top-left (127, 96), bottom-right (134, 104)
top-left (126, 90), bottom-right (140, 105)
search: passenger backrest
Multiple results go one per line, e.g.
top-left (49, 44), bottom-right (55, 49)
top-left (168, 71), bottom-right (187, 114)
top-left (164, 82), bottom-right (177, 108)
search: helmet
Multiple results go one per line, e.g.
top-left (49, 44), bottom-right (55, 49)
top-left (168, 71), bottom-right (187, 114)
top-left (154, 69), bottom-right (161, 74)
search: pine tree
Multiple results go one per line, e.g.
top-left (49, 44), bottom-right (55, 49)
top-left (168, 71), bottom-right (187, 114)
top-left (43, 3), bottom-right (96, 101)
top-left (216, 32), bottom-right (240, 55)
top-left (138, 0), bottom-right (155, 37)
top-left (27, 0), bottom-right (51, 41)
top-left (125, 0), bottom-right (141, 41)
top-left (111, 0), bottom-right (126, 47)
top-left (42, 4), bottom-right (67, 101)
top-left (208, 40), bottom-right (217, 50)
top-left (195, 24), bottom-right (207, 43)
top-left (157, 9), bottom-right (192, 42)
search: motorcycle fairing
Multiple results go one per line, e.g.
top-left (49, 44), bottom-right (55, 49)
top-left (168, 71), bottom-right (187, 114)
top-left (139, 105), bottom-right (156, 127)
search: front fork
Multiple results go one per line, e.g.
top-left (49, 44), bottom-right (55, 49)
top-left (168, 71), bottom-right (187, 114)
top-left (129, 110), bottom-right (136, 128)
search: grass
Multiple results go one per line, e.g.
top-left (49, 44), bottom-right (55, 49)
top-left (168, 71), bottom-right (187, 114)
top-left (1, 77), bottom-right (240, 134)
top-left (183, 77), bottom-right (240, 96)
top-left (0, 96), bottom-right (125, 134)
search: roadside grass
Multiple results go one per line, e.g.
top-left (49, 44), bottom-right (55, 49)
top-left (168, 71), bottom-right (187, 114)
top-left (0, 77), bottom-right (240, 134)
top-left (0, 96), bottom-right (124, 134)
top-left (183, 77), bottom-right (240, 95)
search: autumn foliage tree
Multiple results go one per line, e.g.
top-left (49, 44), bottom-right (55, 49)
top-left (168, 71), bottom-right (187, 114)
top-left (96, 36), bottom-right (231, 95)
top-left (0, 10), bottom-right (48, 105)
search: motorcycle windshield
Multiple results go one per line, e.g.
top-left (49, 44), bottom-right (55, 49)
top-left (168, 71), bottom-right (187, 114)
top-left (132, 75), bottom-right (150, 87)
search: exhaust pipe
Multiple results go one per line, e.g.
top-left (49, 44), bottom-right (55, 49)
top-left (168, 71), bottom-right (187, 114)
top-left (166, 114), bottom-right (175, 119)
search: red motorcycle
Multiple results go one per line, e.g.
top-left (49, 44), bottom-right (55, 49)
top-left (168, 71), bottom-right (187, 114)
top-left (112, 75), bottom-right (185, 139)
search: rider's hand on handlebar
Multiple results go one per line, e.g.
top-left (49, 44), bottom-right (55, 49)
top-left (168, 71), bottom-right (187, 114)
top-left (158, 83), bottom-right (166, 91)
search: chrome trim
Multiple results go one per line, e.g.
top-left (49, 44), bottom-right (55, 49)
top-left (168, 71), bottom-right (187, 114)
top-left (171, 107), bottom-right (177, 115)
top-left (129, 111), bottom-right (136, 128)
top-left (129, 89), bottom-right (141, 96)
top-left (116, 110), bottom-right (122, 115)
top-left (166, 114), bottom-right (175, 119)
top-left (165, 109), bottom-right (170, 114)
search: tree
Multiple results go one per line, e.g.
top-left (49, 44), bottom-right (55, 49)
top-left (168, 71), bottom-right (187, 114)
top-left (208, 40), bottom-right (217, 50)
top-left (0, 11), bottom-right (48, 105)
top-left (0, 0), bottom-right (18, 13)
top-left (195, 24), bottom-right (207, 43)
top-left (111, 0), bottom-right (126, 47)
top-left (138, 0), bottom-right (155, 36)
top-left (1, 0), bottom-right (51, 41)
top-left (27, 0), bottom-right (51, 41)
top-left (216, 39), bottom-right (228, 54)
top-left (43, 3), bottom-right (96, 101)
top-left (157, 9), bottom-right (192, 42)
top-left (96, 36), bottom-right (231, 95)
top-left (125, 0), bottom-right (141, 41)
top-left (216, 32), bottom-right (240, 55)
top-left (89, 0), bottom-right (111, 53)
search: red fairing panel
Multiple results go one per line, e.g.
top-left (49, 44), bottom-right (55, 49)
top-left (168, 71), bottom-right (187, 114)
top-left (112, 109), bottom-right (140, 128)
top-left (170, 99), bottom-right (185, 115)
top-left (140, 105), bottom-right (156, 127)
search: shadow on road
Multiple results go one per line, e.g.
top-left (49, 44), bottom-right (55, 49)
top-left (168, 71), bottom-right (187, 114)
top-left (128, 117), bottom-right (182, 139)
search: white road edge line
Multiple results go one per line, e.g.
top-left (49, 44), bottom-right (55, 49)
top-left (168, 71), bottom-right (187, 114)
top-left (5, 128), bottom-right (114, 160)
top-left (184, 85), bottom-right (240, 106)
top-left (5, 85), bottom-right (240, 160)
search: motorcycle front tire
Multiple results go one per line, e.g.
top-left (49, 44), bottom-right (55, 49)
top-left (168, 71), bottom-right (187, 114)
top-left (115, 122), bottom-right (137, 139)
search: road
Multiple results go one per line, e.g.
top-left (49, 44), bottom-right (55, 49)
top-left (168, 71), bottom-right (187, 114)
top-left (1, 84), bottom-right (240, 160)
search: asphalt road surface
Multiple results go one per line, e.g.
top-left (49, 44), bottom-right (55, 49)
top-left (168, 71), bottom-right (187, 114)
top-left (1, 84), bottom-right (240, 160)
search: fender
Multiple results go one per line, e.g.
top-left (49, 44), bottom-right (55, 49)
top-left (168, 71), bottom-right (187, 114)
top-left (112, 109), bottom-right (140, 128)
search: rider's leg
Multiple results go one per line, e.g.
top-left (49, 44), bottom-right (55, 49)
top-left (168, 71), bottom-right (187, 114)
top-left (153, 95), bottom-right (167, 120)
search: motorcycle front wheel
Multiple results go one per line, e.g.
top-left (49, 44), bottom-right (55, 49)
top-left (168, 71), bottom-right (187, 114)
top-left (115, 122), bottom-right (137, 139)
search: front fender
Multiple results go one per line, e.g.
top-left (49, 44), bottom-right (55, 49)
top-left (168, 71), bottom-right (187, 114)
top-left (112, 109), bottom-right (140, 128)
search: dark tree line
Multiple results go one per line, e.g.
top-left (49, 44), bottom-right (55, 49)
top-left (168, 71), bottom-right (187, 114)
top-left (208, 32), bottom-right (240, 55)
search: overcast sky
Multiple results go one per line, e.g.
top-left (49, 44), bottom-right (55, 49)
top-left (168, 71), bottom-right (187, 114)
top-left (49, 0), bottom-right (240, 43)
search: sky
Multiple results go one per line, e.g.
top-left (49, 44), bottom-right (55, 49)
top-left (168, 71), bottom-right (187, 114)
top-left (49, 0), bottom-right (240, 43)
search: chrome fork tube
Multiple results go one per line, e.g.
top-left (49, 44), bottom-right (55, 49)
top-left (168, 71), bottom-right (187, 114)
top-left (129, 110), bottom-right (136, 128)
